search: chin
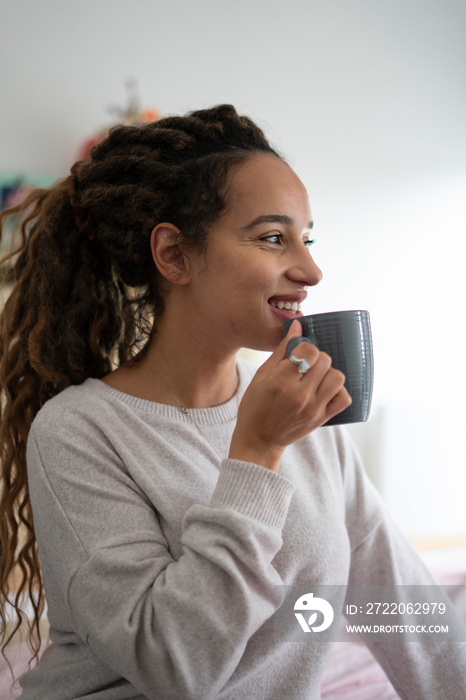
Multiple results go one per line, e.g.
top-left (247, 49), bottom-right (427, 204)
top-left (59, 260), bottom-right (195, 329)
top-left (244, 329), bottom-right (284, 353)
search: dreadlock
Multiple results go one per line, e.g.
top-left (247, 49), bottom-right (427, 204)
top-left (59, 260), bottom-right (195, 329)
top-left (0, 103), bottom-right (280, 673)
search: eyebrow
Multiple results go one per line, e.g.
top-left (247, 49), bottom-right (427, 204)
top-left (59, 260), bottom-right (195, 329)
top-left (242, 214), bottom-right (314, 231)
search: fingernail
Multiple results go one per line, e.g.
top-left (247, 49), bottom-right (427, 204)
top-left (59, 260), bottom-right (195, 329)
top-left (288, 319), bottom-right (302, 333)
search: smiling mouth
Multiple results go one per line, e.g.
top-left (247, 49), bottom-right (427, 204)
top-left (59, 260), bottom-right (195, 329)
top-left (268, 299), bottom-right (304, 320)
top-left (269, 300), bottom-right (302, 313)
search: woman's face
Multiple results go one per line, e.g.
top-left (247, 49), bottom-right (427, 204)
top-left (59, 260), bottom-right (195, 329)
top-left (184, 153), bottom-right (323, 352)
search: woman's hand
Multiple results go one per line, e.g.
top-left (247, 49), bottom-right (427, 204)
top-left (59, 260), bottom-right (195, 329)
top-left (229, 320), bottom-right (351, 472)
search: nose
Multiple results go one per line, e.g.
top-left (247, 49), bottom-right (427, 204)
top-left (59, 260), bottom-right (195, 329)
top-left (286, 246), bottom-right (323, 287)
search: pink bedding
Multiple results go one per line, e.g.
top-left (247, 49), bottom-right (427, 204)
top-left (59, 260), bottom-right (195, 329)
top-left (321, 641), bottom-right (401, 699)
top-left (0, 640), bottom-right (48, 699)
top-left (321, 569), bottom-right (466, 699)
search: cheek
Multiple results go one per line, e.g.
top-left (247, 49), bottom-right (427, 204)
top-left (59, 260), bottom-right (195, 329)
top-left (227, 251), bottom-right (276, 285)
top-left (202, 248), bottom-right (277, 310)
top-left (225, 264), bottom-right (271, 306)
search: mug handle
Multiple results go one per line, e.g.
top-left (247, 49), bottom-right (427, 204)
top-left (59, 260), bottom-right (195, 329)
top-left (286, 336), bottom-right (317, 359)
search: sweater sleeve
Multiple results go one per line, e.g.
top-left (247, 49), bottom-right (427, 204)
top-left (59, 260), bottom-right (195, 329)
top-left (27, 411), bottom-right (295, 700)
top-left (336, 427), bottom-right (466, 700)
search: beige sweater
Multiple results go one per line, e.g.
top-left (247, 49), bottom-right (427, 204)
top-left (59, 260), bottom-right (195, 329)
top-left (20, 360), bottom-right (466, 699)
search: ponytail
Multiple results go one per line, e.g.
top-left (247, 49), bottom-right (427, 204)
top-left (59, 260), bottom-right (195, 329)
top-left (0, 180), bottom-right (154, 673)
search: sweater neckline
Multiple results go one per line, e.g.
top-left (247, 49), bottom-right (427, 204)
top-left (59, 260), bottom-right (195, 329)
top-left (84, 359), bottom-right (254, 425)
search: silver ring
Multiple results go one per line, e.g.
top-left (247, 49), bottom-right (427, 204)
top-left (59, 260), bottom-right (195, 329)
top-left (289, 354), bottom-right (311, 374)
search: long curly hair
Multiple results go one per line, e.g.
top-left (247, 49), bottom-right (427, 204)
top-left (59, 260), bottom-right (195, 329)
top-left (0, 104), bottom-right (279, 673)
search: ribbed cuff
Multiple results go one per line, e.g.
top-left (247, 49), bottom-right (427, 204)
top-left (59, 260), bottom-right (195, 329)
top-left (210, 459), bottom-right (295, 530)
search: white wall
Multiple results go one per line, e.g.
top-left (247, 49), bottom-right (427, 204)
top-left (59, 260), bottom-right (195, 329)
top-left (1, 0), bottom-right (465, 537)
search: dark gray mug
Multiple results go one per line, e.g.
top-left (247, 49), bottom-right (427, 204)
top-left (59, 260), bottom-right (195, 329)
top-left (283, 310), bottom-right (374, 426)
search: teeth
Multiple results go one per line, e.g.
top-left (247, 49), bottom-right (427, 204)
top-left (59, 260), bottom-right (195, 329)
top-left (270, 300), bottom-right (301, 313)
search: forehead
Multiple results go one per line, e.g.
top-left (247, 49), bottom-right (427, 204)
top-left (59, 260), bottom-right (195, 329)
top-left (226, 153), bottom-right (311, 222)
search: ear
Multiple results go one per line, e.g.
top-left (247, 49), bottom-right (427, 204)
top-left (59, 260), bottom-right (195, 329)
top-left (150, 223), bottom-right (190, 285)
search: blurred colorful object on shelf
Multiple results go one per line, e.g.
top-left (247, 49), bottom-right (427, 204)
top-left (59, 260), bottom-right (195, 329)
top-left (77, 79), bottom-right (161, 162)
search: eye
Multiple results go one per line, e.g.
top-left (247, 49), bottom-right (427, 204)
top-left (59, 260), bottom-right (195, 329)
top-left (258, 233), bottom-right (283, 244)
top-left (304, 238), bottom-right (316, 249)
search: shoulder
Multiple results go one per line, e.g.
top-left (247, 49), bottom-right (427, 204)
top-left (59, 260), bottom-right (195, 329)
top-left (27, 379), bottom-right (140, 489)
top-left (31, 378), bottom-right (111, 430)
top-left (28, 378), bottom-right (128, 459)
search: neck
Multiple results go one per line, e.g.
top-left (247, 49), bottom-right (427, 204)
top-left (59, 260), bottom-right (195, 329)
top-left (107, 310), bottom-right (239, 409)
top-left (143, 327), bottom-right (239, 408)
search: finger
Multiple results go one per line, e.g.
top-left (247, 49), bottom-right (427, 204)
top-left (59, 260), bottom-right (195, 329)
top-left (315, 368), bottom-right (350, 413)
top-left (294, 369), bottom-right (348, 428)
top-left (282, 340), bottom-right (324, 377)
top-left (296, 349), bottom-right (332, 384)
top-left (325, 386), bottom-right (352, 422)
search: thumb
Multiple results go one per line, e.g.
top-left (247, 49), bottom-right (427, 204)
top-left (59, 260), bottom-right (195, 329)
top-left (265, 319), bottom-right (303, 368)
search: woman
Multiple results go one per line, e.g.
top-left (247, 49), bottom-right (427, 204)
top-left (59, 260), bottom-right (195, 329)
top-left (0, 104), bottom-right (464, 699)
